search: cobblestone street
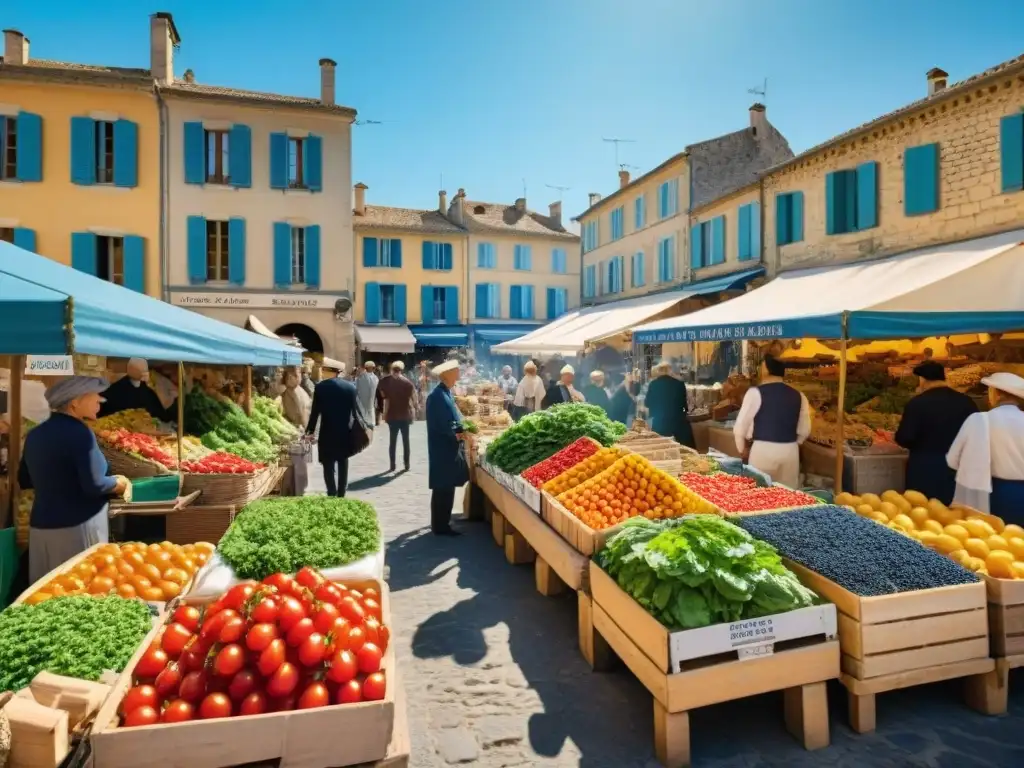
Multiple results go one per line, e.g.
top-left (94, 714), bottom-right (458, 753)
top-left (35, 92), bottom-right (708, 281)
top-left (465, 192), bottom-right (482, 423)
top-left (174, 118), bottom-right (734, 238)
top-left (312, 422), bottom-right (1024, 767)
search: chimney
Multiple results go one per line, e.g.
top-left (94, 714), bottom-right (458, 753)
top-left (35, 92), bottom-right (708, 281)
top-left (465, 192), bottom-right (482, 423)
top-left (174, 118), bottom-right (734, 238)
top-left (448, 188), bottom-right (466, 227)
top-left (548, 201), bottom-right (562, 227)
top-left (353, 183), bottom-right (367, 216)
top-left (618, 169), bottom-right (630, 189)
top-left (149, 12), bottom-right (180, 86)
top-left (749, 102), bottom-right (766, 134)
top-left (2, 29), bottom-right (29, 65)
top-left (182, 69), bottom-right (195, 84)
top-left (514, 197), bottom-right (526, 214)
top-left (588, 192), bottom-right (602, 208)
top-left (438, 190), bottom-right (447, 214)
top-left (926, 67), bottom-right (948, 97)
top-left (319, 58), bottom-right (337, 105)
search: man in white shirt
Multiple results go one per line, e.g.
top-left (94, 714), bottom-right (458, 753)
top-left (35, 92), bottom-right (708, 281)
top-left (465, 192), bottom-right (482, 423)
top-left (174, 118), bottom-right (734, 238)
top-left (733, 354), bottom-right (811, 489)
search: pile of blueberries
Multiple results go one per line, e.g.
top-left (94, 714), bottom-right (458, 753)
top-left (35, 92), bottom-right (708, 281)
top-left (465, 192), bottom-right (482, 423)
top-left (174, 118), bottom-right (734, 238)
top-left (735, 505), bottom-right (979, 596)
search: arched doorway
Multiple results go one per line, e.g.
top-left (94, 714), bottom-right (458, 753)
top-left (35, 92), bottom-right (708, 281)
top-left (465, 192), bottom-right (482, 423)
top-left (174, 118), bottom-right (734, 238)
top-left (275, 323), bottom-right (323, 354)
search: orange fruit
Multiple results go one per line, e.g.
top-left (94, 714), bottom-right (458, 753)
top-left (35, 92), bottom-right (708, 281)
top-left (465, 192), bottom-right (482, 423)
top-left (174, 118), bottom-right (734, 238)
top-left (140, 563), bottom-right (163, 582)
top-left (89, 576), bottom-right (116, 595)
top-left (116, 583), bottom-right (137, 598)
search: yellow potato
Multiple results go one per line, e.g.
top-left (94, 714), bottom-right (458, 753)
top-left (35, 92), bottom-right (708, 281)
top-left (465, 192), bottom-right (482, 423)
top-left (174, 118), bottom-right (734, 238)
top-left (855, 504), bottom-right (876, 518)
top-left (1011, 562), bottom-right (1024, 579)
top-left (944, 524), bottom-right (970, 543)
top-left (932, 507), bottom-right (959, 526)
top-left (903, 489), bottom-right (929, 507)
top-left (987, 550), bottom-right (1015, 578)
top-left (963, 519), bottom-right (996, 539)
top-left (868, 511), bottom-right (889, 524)
top-left (908, 507), bottom-right (930, 527)
top-left (932, 534), bottom-right (964, 554)
top-left (835, 492), bottom-right (857, 507)
top-left (1002, 524), bottom-right (1024, 540)
top-left (988, 535), bottom-right (1011, 552)
top-left (964, 538), bottom-right (991, 559)
top-left (922, 519), bottom-right (944, 535)
top-left (891, 513), bottom-right (916, 531)
top-left (969, 513), bottom-right (1005, 534)
top-left (947, 548), bottom-right (969, 564)
top-left (878, 501), bottom-right (900, 521)
top-left (918, 531), bottom-right (939, 547)
top-left (860, 493), bottom-right (883, 510)
top-left (1008, 538), bottom-right (1024, 561)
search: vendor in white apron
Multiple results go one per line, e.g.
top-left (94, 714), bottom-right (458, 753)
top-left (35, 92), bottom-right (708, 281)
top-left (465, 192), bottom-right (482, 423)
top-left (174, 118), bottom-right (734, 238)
top-left (733, 353), bottom-right (811, 489)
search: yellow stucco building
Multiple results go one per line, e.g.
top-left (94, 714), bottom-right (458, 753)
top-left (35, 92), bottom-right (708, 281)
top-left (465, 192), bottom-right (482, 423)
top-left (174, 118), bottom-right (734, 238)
top-left (0, 28), bottom-right (161, 296)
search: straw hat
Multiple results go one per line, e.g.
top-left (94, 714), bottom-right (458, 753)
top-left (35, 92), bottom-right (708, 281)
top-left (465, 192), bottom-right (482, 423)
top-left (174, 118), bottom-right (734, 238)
top-left (432, 359), bottom-right (460, 376)
top-left (982, 372), bottom-right (1024, 400)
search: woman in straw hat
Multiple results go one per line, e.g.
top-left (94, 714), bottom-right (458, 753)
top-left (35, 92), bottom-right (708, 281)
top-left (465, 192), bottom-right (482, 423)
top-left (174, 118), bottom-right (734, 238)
top-left (947, 372), bottom-right (1024, 520)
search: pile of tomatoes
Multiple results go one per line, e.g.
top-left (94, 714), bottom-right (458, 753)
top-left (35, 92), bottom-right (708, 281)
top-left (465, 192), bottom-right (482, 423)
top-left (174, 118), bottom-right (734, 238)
top-left (119, 567), bottom-right (389, 726)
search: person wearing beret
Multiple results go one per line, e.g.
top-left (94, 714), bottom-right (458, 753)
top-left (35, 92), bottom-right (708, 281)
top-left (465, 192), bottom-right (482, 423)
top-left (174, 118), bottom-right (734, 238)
top-left (426, 359), bottom-right (471, 536)
top-left (19, 376), bottom-right (130, 582)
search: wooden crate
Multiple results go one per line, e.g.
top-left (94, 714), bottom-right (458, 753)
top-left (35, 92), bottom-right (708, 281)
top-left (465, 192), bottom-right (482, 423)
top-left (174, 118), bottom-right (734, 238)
top-left (540, 492), bottom-right (623, 557)
top-left (980, 575), bottom-right (1024, 714)
top-left (91, 580), bottom-right (396, 768)
top-left (786, 561), bottom-right (1001, 732)
top-left (587, 562), bottom-right (838, 767)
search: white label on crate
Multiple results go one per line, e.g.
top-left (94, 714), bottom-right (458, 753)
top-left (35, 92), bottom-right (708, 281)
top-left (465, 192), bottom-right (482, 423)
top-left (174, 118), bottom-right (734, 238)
top-left (25, 355), bottom-right (74, 375)
top-left (728, 617), bottom-right (776, 646)
top-left (737, 644), bottom-right (775, 661)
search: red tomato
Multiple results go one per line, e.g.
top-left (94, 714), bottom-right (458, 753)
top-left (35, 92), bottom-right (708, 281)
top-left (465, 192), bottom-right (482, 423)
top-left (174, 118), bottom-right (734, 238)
top-left (178, 670), bottom-right (208, 703)
top-left (325, 618), bottom-right (350, 655)
top-left (171, 605), bottom-right (201, 633)
top-left (154, 663), bottom-right (182, 698)
top-left (249, 596), bottom-right (279, 624)
top-left (285, 617), bottom-right (316, 648)
top-left (161, 623), bottom-right (192, 658)
top-left (121, 685), bottom-right (157, 715)
top-left (326, 649), bottom-right (357, 684)
top-left (377, 624), bottom-right (391, 654)
top-left (362, 618), bottom-right (381, 646)
top-left (227, 669), bottom-right (259, 701)
top-left (314, 582), bottom-right (343, 606)
top-left (297, 681), bottom-right (330, 710)
top-left (204, 596), bottom-right (227, 621)
top-left (134, 646), bottom-right (169, 680)
top-left (347, 625), bottom-right (367, 649)
top-left (179, 640), bottom-right (210, 672)
top-left (238, 691), bottom-right (268, 716)
top-left (213, 644), bottom-right (245, 677)
top-left (356, 643), bottom-right (383, 675)
top-left (246, 622), bottom-right (278, 652)
top-left (362, 672), bottom-right (386, 701)
top-left (336, 679), bottom-right (363, 704)
top-left (297, 632), bottom-right (326, 667)
top-left (124, 705), bottom-right (159, 727)
top-left (295, 566), bottom-right (324, 590)
top-left (257, 638), bottom-right (287, 676)
top-left (277, 597), bottom-right (306, 633)
top-left (338, 596), bottom-right (365, 625)
top-left (198, 692), bottom-right (233, 719)
top-left (218, 614), bottom-right (247, 644)
top-left (265, 662), bottom-right (299, 698)
top-left (312, 603), bottom-right (341, 634)
top-left (200, 609), bottom-right (240, 642)
top-left (347, 589), bottom-right (362, 601)
top-left (223, 582), bottom-right (258, 611)
top-left (160, 699), bottom-right (194, 723)
top-left (361, 598), bottom-right (383, 623)
top-left (262, 572), bottom-right (294, 593)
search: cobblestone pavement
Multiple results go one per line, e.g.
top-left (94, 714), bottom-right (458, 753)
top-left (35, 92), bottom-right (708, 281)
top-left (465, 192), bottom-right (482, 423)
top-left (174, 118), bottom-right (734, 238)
top-left (311, 421), bottom-right (1024, 767)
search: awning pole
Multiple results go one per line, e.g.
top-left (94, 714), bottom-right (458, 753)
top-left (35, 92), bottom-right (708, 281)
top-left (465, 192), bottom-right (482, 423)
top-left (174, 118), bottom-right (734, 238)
top-left (177, 362), bottom-right (185, 472)
top-left (834, 313), bottom-right (849, 494)
top-left (243, 366), bottom-right (253, 416)
top-left (6, 356), bottom-right (24, 529)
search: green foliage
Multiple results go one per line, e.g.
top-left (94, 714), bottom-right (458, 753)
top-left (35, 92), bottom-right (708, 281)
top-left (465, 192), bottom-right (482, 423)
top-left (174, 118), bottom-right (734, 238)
top-left (484, 403), bottom-right (627, 474)
top-left (0, 596), bottom-right (152, 691)
top-left (185, 388), bottom-right (293, 464)
top-left (218, 496), bottom-right (381, 579)
top-left (595, 516), bottom-right (818, 630)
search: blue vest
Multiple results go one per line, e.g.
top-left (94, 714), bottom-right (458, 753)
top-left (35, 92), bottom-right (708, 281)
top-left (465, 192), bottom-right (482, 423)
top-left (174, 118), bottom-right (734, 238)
top-left (752, 382), bottom-right (801, 444)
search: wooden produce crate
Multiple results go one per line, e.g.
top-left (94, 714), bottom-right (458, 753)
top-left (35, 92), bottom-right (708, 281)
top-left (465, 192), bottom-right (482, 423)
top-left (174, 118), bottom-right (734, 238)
top-left (587, 562), bottom-right (839, 767)
top-left (705, 424), bottom-right (740, 458)
top-left (540, 491), bottom-right (624, 557)
top-left (982, 575), bottom-right (1024, 713)
top-left (90, 580), bottom-right (396, 768)
top-left (786, 561), bottom-right (1001, 733)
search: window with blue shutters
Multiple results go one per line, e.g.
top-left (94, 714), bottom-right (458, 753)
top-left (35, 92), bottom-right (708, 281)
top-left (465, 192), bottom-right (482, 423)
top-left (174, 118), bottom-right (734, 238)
top-left (583, 265), bottom-right (597, 299)
top-left (477, 242), bottom-right (496, 268)
top-left (604, 256), bottom-right (624, 294)
top-left (999, 112), bottom-right (1024, 193)
top-left (551, 248), bottom-right (567, 274)
top-left (475, 284), bottom-right (492, 319)
top-left (738, 203), bottom-right (760, 261)
top-left (631, 251), bottom-right (645, 288)
top-left (272, 222), bottom-right (292, 287)
top-left (2, 227), bottom-right (36, 252)
top-left (546, 287), bottom-right (568, 319)
top-left (634, 195), bottom-right (646, 230)
top-left (0, 112), bottom-right (43, 182)
top-left (122, 236), bottom-right (145, 293)
top-left (68, 117), bottom-right (138, 187)
top-left (71, 232), bottom-right (98, 276)
top-left (228, 218), bottom-right (246, 285)
top-left (658, 179), bottom-right (679, 219)
top-left (709, 216), bottom-right (726, 265)
top-left (363, 238), bottom-right (402, 268)
top-left (73, 234), bottom-right (141, 288)
top-left (610, 207), bottom-right (624, 241)
top-left (690, 223), bottom-right (710, 270)
top-left (380, 285), bottom-right (397, 322)
top-left (657, 236), bottom-right (675, 283)
top-left (269, 133), bottom-right (323, 191)
top-left (510, 285), bottom-right (534, 319)
top-left (365, 282), bottom-right (381, 323)
top-left (513, 244), bottom-right (532, 270)
top-left (432, 287), bottom-right (446, 322)
top-left (423, 241), bottom-right (453, 270)
top-left (775, 192), bottom-right (805, 246)
top-left (196, 126), bottom-right (252, 188)
top-left (825, 162), bottom-right (878, 234)
top-left (582, 221), bottom-right (599, 252)
top-left (904, 143), bottom-right (940, 216)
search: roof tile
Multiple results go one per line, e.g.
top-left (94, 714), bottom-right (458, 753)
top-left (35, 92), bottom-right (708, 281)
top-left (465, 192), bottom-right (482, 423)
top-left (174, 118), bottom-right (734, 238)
top-left (354, 206), bottom-right (466, 235)
top-left (462, 200), bottom-right (578, 241)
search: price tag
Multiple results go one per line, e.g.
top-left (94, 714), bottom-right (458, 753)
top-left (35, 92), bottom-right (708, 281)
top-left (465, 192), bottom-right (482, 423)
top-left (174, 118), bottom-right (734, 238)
top-left (728, 617), bottom-right (775, 646)
top-left (737, 644), bottom-right (774, 661)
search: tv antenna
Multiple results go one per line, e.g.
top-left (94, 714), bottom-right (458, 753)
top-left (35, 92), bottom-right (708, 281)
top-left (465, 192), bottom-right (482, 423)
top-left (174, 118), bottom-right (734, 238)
top-left (602, 137), bottom-right (636, 168)
top-left (747, 78), bottom-right (767, 102)
top-left (545, 183), bottom-right (571, 202)
top-left (355, 119), bottom-right (384, 126)
top-left (619, 163), bottom-right (639, 172)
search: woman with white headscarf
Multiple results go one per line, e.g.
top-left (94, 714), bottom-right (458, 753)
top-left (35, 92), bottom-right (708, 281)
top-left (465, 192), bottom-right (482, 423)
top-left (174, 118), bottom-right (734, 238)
top-left (512, 361), bottom-right (546, 420)
top-left (19, 377), bottom-right (130, 582)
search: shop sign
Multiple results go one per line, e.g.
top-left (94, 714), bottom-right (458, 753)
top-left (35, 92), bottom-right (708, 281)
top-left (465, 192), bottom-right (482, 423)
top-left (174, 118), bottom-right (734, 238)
top-left (25, 355), bottom-right (75, 375)
top-left (170, 292), bottom-right (343, 310)
top-left (635, 323), bottom-right (787, 344)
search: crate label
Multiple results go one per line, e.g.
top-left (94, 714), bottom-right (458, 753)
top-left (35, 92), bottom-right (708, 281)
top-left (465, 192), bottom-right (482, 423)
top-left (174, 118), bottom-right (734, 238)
top-left (737, 643), bottom-right (775, 661)
top-left (728, 617), bottom-right (776, 646)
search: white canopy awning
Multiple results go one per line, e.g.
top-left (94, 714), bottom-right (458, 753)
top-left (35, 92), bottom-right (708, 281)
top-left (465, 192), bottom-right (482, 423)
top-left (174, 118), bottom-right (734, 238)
top-left (354, 324), bottom-right (417, 353)
top-left (633, 230), bottom-right (1024, 343)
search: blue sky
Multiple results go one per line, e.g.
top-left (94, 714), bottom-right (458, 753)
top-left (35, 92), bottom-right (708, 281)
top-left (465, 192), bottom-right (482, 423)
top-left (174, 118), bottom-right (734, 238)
top-left (4, 0), bottom-right (1022, 228)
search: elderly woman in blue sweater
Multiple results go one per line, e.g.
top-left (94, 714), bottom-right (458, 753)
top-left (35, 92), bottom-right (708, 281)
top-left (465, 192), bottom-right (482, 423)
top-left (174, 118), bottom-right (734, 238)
top-left (19, 377), bottom-right (129, 582)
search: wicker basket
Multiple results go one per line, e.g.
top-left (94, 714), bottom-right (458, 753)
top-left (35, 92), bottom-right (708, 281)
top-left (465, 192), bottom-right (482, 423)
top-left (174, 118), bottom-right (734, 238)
top-left (165, 504), bottom-right (238, 545)
top-left (100, 444), bottom-right (174, 478)
top-left (181, 465), bottom-right (284, 507)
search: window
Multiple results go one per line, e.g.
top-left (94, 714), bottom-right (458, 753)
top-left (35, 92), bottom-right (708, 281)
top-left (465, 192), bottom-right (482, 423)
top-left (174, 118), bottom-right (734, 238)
top-left (291, 227), bottom-right (306, 284)
top-left (0, 228), bottom-right (13, 243)
top-left (610, 207), bottom-right (624, 241)
top-left (510, 285), bottom-right (534, 319)
top-left (96, 236), bottom-right (125, 286)
top-left (513, 244), bottom-right (532, 270)
top-left (422, 241), bottom-right (453, 270)
top-left (904, 143), bottom-right (940, 215)
top-left (582, 220), bottom-right (599, 252)
top-left (546, 287), bottom-right (568, 319)
top-left (631, 251), bottom-right (645, 288)
top-left (205, 129), bottom-right (230, 184)
top-left (583, 264), bottom-right (597, 299)
top-left (604, 256), bottom-right (623, 294)
top-left (475, 283), bottom-right (500, 319)
top-left (634, 195), bottom-right (646, 230)
top-left (551, 248), bottom-right (567, 274)
top-left (477, 242), bottom-right (496, 269)
top-left (775, 192), bottom-right (805, 246)
top-left (380, 285), bottom-right (397, 322)
top-left (288, 136), bottom-right (306, 188)
top-left (432, 287), bottom-right (447, 321)
top-left (690, 222), bottom-right (711, 269)
top-left (95, 121), bottom-right (115, 184)
top-left (737, 203), bottom-right (760, 261)
top-left (1002, 112), bottom-right (1024, 193)
top-left (363, 237), bottom-right (402, 268)
top-left (1, 116), bottom-right (16, 180)
top-left (658, 179), bottom-right (679, 219)
top-left (825, 162), bottom-right (878, 235)
top-left (205, 220), bottom-right (230, 281)
top-left (657, 236), bottom-right (675, 283)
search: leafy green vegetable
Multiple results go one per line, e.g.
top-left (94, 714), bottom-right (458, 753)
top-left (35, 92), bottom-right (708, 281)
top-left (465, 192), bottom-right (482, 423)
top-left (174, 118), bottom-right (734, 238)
top-left (185, 388), bottom-right (296, 464)
top-left (0, 596), bottom-right (152, 691)
top-left (595, 515), bottom-right (818, 630)
top-left (218, 496), bottom-right (381, 579)
top-left (485, 403), bottom-right (626, 474)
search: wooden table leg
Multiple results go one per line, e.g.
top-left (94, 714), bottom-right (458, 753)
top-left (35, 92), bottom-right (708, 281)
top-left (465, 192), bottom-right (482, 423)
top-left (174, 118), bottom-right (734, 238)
top-left (964, 660), bottom-right (1009, 716)
top-left (535, 557), bottom-right (566, 596)
top-left (653, 700), bottom-right (690, 768)
top-left (491, 510), bottom-right (506, 547)
top-left (577, 592), bottom-right (612, 671)
top-left (504, 528), bottom-right (535, 565)
top-left (783, 681), bottom-right (829, 751)
top-left (847, 688), bottom-right (876, 734)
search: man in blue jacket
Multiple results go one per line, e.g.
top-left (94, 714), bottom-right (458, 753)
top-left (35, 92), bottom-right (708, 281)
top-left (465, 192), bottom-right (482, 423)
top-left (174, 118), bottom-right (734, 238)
top-left (426, 359), bottom-right (471, 535)
top-left (306, 373), bottom-right (364, 497)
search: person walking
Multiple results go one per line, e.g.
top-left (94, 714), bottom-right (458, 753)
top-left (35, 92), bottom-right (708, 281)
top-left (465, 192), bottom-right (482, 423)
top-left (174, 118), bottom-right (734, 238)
top-left (379, 361), bottom-right (416, 472)
top-left (306, 373), bottom-right (361, 497)
top-left (646, 361), bottom-right (697, 448)
top-left (512, 361), bottom-right (546, 420)
top-left (356, 361), bottom-right (380, 427)
top-left (426, 359), bottom-right (471, 536)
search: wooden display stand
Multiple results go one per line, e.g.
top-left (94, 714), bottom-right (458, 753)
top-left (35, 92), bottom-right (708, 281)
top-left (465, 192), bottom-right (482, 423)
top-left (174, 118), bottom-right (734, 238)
top-left (786, 562), bottom-right (1003, 732)
top-left (540, 492), bottom-right (623, 557)
top-left (982, 575), bottom-right (1024, 714)
top-left (587, 562), bottom-right (838, 767)
top-left (705, 424), bottom-right (740, 458)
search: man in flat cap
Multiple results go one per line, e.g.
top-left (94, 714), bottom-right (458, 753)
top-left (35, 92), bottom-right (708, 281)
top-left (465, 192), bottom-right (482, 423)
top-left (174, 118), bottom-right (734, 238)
top-left (425, 359), bottom-right (470, 535)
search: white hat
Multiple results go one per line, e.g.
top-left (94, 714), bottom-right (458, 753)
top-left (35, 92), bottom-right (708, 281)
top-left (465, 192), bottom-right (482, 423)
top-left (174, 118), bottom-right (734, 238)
top-left (982, 372), bottom-right (1024, 400)
top-left (590, 370), bottom-right (604, 380)
top-left (432, 359), bottom-right (460, 376)
top-left (391, 360), bottom-right (405, 371)
top-left (364, 360), bottom-right (376, 369)
top-left (560, 364), bottom-right (575, 375)
top-left (523, 361), bottom-right (537, 372)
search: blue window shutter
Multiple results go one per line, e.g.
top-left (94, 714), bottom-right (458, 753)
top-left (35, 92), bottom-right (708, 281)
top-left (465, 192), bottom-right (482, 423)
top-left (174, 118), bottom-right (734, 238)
top-left (273, 222), bottom-right (292, 287)
top-left (362, 237), bottom-right (378, 267)
top-left (269, 133), bottom-right (288, 189)
top-left (122, 236), bottom-right (145, 293)
top-left (825, 173), bottom-right (838, 235)
top-left (442, 243), bottom-right (453, 270)
top-left (71, 232), bottom-right (98, 275)
top-left (477, 243), bottom-right (486, 268)
top-left (738, 205), bottom-right (751, 260)
top-left (365, 282), bottom-right (381, 324)
top-left (229, 124), bottom-right (252, 188)
top-left (183, 122), bottom-right (205, 184)
top-left (113, 119), bottom-right (138, 188)
top-left (856, 162), bottom-right (878, 230)
top-left (524, 286), bottom-right (534, 318)
top-left (306, 134), bottom-right (323, 192)
top-left (186, 216), bottom-right (207, 283)
top-left (228, 217), bottom-right (246, 285)
top-left (16, 112), bottom-right (42, 182)
top-left (422, 242), bottom-right (434, 270)
top-left (510, 286), bottom-right (522, 319)
top-left (13, 228), bottom-right (36, 252)
top-left (70, 117), bottom-right (96, 185)
top-left (1000, 113), bottom-right (1024, 193)
top-left (792, 193), bottom-right (804, 243)
top-left (395, 284), bottom-right (408, 324)
top-left (420, 285), bottom-right (434, 323)
top-left (749, 202), bottom-right (760, 260)
top-left (711, 216), bottom-right (725, 264)
top-left (776, 195), bottom-right (790, 245)
top-left (690, 226), bottom-right (704, 269)
top-left (390, 238), bottom-right (403, 268)
top-left (904, 143), bottom-right (939, 216)
top-left (304, 225), bottom-right (321, 288)
top-left (445, 287), bottom-right (459, 323)
top-left (546, 287), bottom-right (556, 319)
top-left (476, 284), bottom-right (489, 318)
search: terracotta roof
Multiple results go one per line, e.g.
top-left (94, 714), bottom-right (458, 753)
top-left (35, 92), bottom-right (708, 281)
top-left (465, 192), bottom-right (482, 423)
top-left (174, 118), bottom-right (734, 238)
top-left (353, 206), bottom-right (466, 235)
top-left (462, 200), bottom-right (579, 241)
top-left (161, 82), bottom-right (356, 117)
top-left (769, 52), bottom-right (1024, 173)
top-left (573, 152), bottom-right (687, 220)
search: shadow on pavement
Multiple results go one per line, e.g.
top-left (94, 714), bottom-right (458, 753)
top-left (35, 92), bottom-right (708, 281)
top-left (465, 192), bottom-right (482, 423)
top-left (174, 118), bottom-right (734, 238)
top-left (347, 471), bottom-right (397, 492)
